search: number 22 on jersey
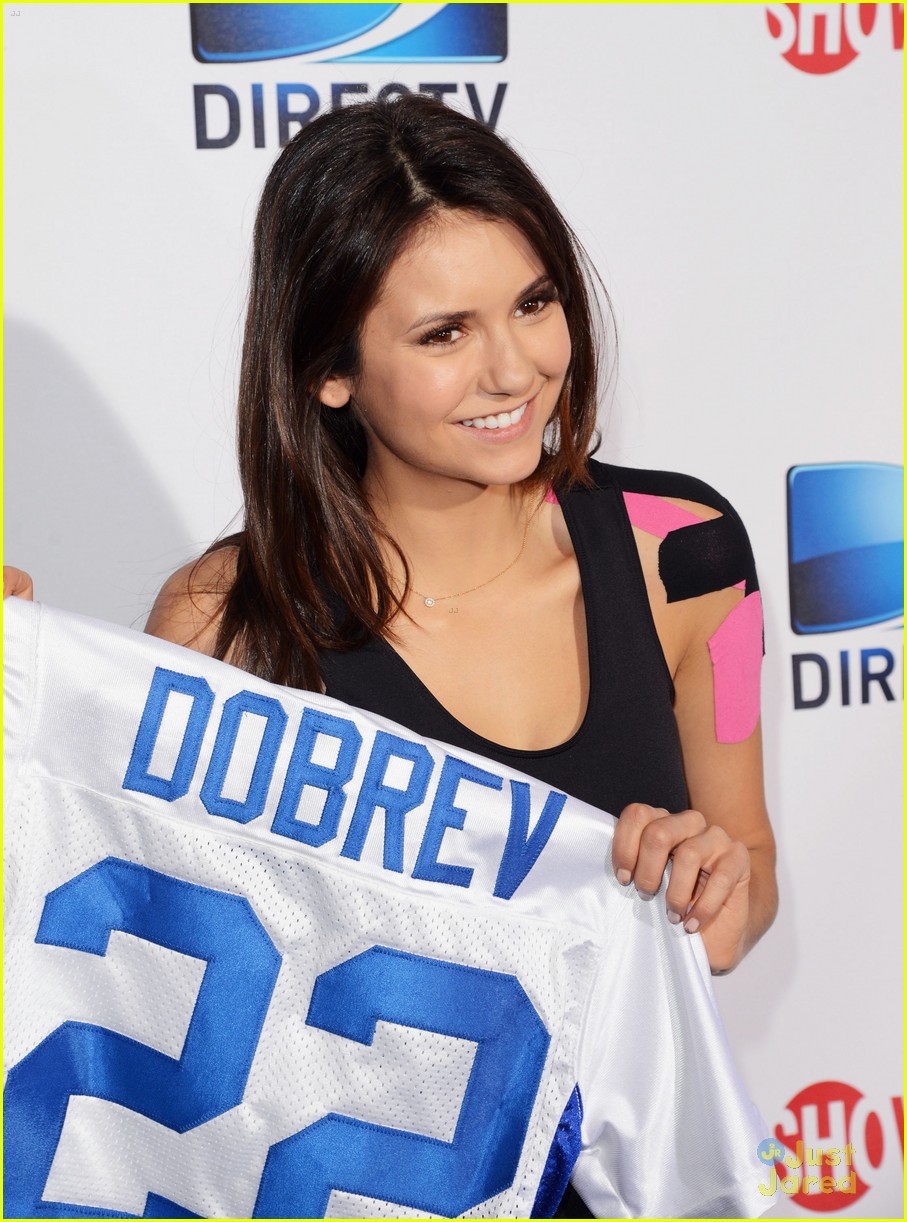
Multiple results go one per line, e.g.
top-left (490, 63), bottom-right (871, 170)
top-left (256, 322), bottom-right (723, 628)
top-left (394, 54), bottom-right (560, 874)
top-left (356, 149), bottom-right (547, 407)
top-left (4, 858), bottom-right (551, 1219)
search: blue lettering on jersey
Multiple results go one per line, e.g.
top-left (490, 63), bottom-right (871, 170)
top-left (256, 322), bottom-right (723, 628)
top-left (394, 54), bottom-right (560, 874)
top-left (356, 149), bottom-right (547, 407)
top-left (4, 858), bottom-right (281, 1218)
top-left (200, 691), bottom-right (288, 823)
top-left (272, 708), bottom-right (362, 846)
top-left (255, 946), bottom-right (550, 1217)
top-left (124, 668), bottom-right (214, 800)
top-left (494, 781), bottom-right (567, 901)
top-left (340, 731), bottom-right (434, 871)
top-left (5, 863), bottom-right (551, 1218)
top-left (123, 667), bottom-right (566, 899)
top-left (412, 756), bottom-right (502, 888)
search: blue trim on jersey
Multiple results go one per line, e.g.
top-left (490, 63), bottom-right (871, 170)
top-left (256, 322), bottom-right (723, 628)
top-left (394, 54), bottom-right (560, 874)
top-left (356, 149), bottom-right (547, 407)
top-left (532, 1084), bottom-right (584, 1218)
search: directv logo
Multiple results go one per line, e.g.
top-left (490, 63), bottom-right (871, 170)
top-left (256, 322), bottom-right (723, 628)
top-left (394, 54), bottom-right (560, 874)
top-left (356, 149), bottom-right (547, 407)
top-left (787, 462), bottom-right (903, 635)
top-left (190, 4), bottom-right (509, 147)
top-left (190, 4), bottom-right (507, 64)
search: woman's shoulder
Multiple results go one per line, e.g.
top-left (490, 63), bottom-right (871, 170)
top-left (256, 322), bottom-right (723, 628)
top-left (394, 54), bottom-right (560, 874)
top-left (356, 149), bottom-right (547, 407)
top-left (144, 544), bottom-right (238, 655)
top-left (585, 458), bottom-right (739, 516)
top-left (583, 459), bottom-right (759, 598)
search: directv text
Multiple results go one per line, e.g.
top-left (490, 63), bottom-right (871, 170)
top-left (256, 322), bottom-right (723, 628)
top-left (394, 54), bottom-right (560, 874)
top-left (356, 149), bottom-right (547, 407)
top-left (194, 81), bottom-right (509, 148)
top-left (792, 644), bottom-right (902, 710)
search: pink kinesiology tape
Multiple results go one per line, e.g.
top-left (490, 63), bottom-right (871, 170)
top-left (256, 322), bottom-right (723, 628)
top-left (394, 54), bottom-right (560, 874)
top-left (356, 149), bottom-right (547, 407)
top-left (707, 592), bottom-right (763, 743)
top-left (622, 490), bottom-right (706, 538)
top-left (623, 491), bottom-right (745, 591)
top-left (623, 490), bottom-right (759, 739)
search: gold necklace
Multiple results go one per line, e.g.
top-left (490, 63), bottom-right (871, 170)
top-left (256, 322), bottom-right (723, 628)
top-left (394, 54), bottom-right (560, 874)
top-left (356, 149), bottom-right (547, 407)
top-left (403, 498), bottom-right (538, 609)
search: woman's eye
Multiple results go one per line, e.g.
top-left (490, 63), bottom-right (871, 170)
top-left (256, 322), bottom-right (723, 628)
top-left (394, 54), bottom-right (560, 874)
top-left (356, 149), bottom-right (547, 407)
top-left (516, 295), bottom-right (553, 318)
top-left (420, 325), bottom-right (464, 346)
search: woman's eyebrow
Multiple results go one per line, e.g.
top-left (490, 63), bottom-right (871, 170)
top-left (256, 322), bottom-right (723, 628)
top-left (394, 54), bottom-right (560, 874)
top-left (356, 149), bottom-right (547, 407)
top-left (406, 307), bottom-right (473, 333)
top-left (514, 274), bottom-right (554, 302)
top-left (405, 276), bottom-right (554, 334)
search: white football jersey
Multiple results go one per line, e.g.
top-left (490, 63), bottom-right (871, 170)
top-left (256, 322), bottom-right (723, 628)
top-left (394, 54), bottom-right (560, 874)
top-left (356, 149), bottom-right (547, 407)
top-left (3, 599), bottom-right (769, 1219)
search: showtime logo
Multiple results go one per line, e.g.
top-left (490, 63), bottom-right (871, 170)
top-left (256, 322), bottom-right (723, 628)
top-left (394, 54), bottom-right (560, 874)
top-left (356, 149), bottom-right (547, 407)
top-left (766, 3), bottom-right (904, 72)
top-left (773, 1081), bottom-right (904, 1211)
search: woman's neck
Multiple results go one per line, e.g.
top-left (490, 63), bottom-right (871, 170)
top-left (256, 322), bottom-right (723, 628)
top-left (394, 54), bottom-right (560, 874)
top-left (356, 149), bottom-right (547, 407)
top-left (364, 469), bottom-right (535, 598)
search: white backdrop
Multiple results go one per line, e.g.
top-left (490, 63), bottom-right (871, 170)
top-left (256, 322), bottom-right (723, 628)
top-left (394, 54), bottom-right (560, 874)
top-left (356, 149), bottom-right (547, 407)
top-left (4, 4), bottom-right (903, 1217)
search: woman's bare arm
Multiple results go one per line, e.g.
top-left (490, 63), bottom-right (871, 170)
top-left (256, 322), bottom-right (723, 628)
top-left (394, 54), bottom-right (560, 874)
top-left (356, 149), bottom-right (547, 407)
top-left (611, 497), bottom-right (777, 973)
top-left (144, 547), bottom-right (238, 656)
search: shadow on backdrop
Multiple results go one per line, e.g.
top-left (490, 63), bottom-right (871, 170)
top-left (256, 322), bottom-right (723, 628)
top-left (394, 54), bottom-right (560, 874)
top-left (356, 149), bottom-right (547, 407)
top-left (4, 318), bottom-right (196, 629)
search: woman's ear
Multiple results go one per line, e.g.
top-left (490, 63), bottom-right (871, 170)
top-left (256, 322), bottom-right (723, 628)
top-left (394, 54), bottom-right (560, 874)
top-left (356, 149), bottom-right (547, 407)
top-left (318, 375), bottom-right (353, 409)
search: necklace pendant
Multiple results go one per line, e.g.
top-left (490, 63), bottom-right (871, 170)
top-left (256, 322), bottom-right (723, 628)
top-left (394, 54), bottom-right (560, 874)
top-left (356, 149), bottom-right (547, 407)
top-left (424, 597), bottom-right (435, 607)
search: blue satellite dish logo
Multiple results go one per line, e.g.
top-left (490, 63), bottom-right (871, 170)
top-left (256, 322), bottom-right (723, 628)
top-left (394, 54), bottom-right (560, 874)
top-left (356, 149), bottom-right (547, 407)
top-left (787, 462), bottom-right (904, 634)
top-left (190, 4), bottom-right (507, 65)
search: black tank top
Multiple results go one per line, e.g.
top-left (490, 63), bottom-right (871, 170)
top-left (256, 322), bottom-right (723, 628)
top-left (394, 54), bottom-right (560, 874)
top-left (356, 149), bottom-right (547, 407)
top-left (319, 460), bottom-right (694, 818)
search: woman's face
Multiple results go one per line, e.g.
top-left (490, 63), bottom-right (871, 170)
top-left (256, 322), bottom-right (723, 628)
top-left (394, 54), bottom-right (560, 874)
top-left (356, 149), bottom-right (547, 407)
top-left (320, 210), bottom-right (572, 495)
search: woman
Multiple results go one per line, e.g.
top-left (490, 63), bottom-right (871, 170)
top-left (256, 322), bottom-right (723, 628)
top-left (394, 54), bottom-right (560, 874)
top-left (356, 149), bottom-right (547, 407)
top-left (6, 94), bottom-right (776, 1215)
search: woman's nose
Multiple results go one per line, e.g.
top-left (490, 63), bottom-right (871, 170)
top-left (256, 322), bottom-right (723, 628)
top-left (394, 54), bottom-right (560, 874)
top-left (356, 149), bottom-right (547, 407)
top-left (477, 326), bottom-right (535, 400)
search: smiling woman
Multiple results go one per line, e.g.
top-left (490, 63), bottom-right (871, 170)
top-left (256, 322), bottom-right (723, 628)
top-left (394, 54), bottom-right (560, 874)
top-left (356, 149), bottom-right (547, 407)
top-left (136, 93), bottom-right (777, 1219)
top-left (319, 215), bottom-right (572, 491)
top-left (147, 95), bottom-right (602, 687)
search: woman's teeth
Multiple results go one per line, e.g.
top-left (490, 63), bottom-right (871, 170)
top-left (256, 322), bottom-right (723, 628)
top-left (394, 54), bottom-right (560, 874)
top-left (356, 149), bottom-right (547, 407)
top-left (460, 403), bottom-right (527, 430)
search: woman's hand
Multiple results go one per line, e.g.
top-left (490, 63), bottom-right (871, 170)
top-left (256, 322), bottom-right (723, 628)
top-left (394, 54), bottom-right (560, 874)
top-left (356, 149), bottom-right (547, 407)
top-left (3, 567), bottom-right (34, 600)
top-left (613, 803), bottom-right (754, 974)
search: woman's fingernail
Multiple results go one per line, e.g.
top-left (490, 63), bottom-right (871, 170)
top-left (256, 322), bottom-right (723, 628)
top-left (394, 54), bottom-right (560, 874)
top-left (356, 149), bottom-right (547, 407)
top-left (616, 869), bottom-right (631, 886)
top-left (684, 917), bottom-right (700, 934)
top-left (668, 910), bottom-right (683, 925)
top-left (636, 889), bottom-right (655, 901)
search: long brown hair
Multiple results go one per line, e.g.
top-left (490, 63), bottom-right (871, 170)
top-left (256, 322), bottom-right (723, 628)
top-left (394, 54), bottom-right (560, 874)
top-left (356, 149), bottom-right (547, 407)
top-left (212, 94), bottom-right (610, 688)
